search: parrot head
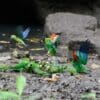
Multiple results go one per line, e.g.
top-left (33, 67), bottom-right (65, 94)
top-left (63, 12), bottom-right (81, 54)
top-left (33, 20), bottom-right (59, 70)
top-left (50, 33), bottom-right (60, 43)
top-left (11, 35), bottom-right (17, 39)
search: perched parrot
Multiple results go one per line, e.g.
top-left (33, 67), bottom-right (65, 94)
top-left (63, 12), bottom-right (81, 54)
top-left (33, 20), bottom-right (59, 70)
top-left (72, 40), bottom-right (90, 73)
top-left (50, 33), bottom-right (60, 47)
top-left (45, 38), bottom-right (56, 56)
top-left (45, 33), bottom-right (60, 56)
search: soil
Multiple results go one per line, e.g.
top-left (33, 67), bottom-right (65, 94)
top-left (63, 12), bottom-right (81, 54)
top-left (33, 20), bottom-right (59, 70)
top-left (0, 25), bottom-right (100, 100)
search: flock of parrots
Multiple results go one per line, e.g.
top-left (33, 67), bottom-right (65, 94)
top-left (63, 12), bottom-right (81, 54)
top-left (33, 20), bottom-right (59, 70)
top-left (11, 26), bottom-right (90, 74)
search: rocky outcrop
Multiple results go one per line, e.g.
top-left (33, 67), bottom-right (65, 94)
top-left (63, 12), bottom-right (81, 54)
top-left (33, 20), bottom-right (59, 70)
top-left (44, 13), bottom-right (97, 44)
top-left (33, 0), bottom-right (95, 24)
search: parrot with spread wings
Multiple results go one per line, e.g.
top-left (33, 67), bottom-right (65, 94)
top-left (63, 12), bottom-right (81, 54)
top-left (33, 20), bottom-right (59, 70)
top-left (72, 40), bottom-right (90, 73)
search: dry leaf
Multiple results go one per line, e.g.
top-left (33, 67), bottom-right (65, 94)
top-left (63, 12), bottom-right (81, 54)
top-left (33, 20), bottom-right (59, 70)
top-left (75, 75), bottom-right (82, 79)
top-left (44, 74), bottom-right (60, 82)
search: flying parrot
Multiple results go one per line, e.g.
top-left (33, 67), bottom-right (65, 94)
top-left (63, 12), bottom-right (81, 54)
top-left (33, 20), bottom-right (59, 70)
top-left (45, 33), bottom-right (60, 56)
top-left (72, 40), bottom-right (90, 73)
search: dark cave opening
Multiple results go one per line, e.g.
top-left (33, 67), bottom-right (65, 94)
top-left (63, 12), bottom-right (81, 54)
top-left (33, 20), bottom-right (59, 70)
top-left (0, 0), bottom-right (41, 26)
top-left (0, 0), bottom-right (97, 26)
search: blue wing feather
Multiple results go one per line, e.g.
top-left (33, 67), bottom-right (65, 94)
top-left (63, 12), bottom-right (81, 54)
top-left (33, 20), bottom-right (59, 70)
top-left (79, 40), bottom-right (90, 64)
top-left (17, 26), bottom-right (30, 39)
top-left (22, 27), bottom-right (31, 39)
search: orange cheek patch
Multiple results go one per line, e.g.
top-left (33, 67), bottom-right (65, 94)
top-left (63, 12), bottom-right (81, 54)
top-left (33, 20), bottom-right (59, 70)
top-left (50, 33), bottom-right (57, 40)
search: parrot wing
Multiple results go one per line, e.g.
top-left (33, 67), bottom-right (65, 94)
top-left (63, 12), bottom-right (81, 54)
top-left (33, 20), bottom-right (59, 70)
top-left (78, 51), bottom-right (88, 65)
top-left (21, 27), bottom-right (30, 39)
top-left (16, 26), bottom-right (30, 39)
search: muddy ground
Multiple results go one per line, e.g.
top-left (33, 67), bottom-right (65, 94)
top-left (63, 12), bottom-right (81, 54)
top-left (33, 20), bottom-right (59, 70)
top-left (0, 25), bottom-right (100, 100)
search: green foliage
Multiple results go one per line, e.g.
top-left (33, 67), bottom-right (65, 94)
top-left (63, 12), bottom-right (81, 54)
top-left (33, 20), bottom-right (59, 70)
top-left (28, 61), bottom-right (50, 76)
top-left (0, 74), bottom-right (44, 100)
top-left (39, 61), bottom-right (67, 74)
top-left (0, 57), bottom-right (90, 77)
top-left (12, 59), bottom-right (68, 76)
top-left (0, 64), bottom-right (9, 72)
top-left (0, 74), bottom-right (26, 100)
top-left (0, 91), bottom-right (19, 100)
top-left (12, 58), bottom-right (30, 72)
top-left (16, 74), bottom-right (26, 96)
top-left (66, 63), bottom-right (77, 75)
top-left (47, 64), bottom-right (67, 74)
top-left (81, 92), bottom-right (96, 100)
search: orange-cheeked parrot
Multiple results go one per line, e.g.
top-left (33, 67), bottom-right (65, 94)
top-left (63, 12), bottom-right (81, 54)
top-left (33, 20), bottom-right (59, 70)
top-left (45, 33), bottom-right (60, 56)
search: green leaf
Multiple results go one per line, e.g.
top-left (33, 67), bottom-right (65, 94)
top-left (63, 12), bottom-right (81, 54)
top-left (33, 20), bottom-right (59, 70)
top-left (66, 63), bottom-right (77, 75)
top-left (46, 63), bottom-right (67, 74)
top-left (0, 91), bottom-right (19, 100)
top-left (0, 64), bottom-right (9, 72)
top-left (12, 58), bottom-right (30, 72)
top-left (81, 92), bottom-right (96, 100)
top-left (16, 74), bottom-right (26, 96)
top-left (29, 61), bottom-right (49, 76)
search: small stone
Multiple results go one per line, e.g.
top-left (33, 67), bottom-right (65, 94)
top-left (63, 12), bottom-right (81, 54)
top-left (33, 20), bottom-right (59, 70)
top-left (91, 63), bottom-right (100, 69)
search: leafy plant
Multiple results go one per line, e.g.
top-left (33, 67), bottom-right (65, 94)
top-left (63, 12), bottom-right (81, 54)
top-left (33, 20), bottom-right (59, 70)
top-left (27, 61), bottom-right (50, 76)
top-left (16, 74), bottom-right (26, 96)
top-left (0, 64), bottom-right (9, 72)
top-left (66, 63), bottom-right (77, 75)
top-left (0, 74), bottom-right (26, 100)
top-left (12, 58), bottom-right (30, 72)
top-left (0, 58), bottom-right (78, 77)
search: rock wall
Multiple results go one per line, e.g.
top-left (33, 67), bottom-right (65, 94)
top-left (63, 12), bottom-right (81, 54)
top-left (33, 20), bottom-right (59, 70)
top-left (33, 0), bottom-right (95, 24)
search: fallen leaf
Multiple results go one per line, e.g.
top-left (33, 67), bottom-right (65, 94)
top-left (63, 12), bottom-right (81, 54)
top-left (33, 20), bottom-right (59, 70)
top-left (90, 63), bottom-right (100, 69)
top-left (44, 74), bottom-right (60, 82)
top-left (75, 75), bottom-right (83, 79)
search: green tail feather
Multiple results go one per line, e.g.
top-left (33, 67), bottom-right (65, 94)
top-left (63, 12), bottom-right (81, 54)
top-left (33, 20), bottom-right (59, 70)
top-left (72, 61), bottom-right (90, 73)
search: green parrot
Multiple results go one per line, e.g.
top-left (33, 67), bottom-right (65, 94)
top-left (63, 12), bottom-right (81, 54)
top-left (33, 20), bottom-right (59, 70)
top-left (11, 35), bottom-right (26, 46)
top-left (45, 38), bottom-right (56, 56)
top-left (72, 40), bottom-right (90, 73)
